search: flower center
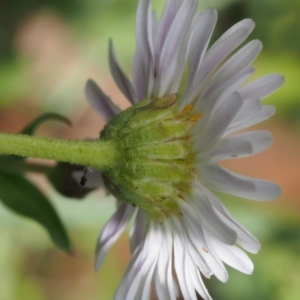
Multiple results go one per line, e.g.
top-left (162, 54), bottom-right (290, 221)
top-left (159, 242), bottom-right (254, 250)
top-left (101, 95), bottom-right (200, 221)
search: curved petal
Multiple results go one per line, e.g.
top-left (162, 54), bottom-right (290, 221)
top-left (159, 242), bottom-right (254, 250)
top-left (209, 39), bottom-right (262, 86)
top-left (204, 130), bottom-right (273, 162)
top-left (193, 92), bottom-right (243, 152)
top-left (198, 163), bottom-right (281, 201)
top-left (198, 183), bottom-right (261, 253)
top-left (157, 0), bottom-right (198, 96)
top-left (227, 105), bottom-right (275, 135)
top-left (211, 239), bottom-right (254, 274)
top-left (85, 79), bottom-right (121, 122)
top-left (129, 208), bottom-right (148, 253)
top-left (239, 73), bottom-right (285, 100)
top-left (95, 203), bottom-right (136, 270)
top-left (180, 8), bottom-right (218, 108)
top-left (187, 185), bottom-right (237, 245)
top-left (131, 0), bottom-right (153, 101)
top-left (177, 203), bottom-right (229, 282)
top-left (188, 20), bottom-right (255, 103)
top-left (109, 40), bottom-right (137, 104)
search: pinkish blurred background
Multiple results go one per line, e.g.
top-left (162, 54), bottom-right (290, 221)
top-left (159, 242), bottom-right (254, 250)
top-left (0, 0), bottom-right (300, 299)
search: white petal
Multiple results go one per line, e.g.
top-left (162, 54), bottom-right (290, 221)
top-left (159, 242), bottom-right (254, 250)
top-left (129, 209), bottom-right (148, 253)
top-left (227, 105), bottom-right (275, 135)
top-left (219, 19), bottom-right (255, 40)
top-left (211, 239), bottom-right (254, 274)
top-left (239, 73), bottom-right (285, 100)
top-left (205, 130), bottom-right (273, 162)
top-left (172, 217), bottom-right (198, 300)
top-left (132, 0), bottom-right (153, 100)
top-left (154, 0), bottom-right (181, 54)
top-left (158, 0), bottom-right (198, 96)
top-left (193, 65), bottom-right (255, 116)
top-left (198, 163), bottom-right (281, 201)
top-left (85, 79), bottom-right (121, 122)
top-left (209, 40), bottom-right (262, 89)
top-left (188, 22), bottom-right (255, 104)
top-left (177, 203), bottom-right (229, 282)
top-left (95, 203), bottom-right (135, 270)
top-left (192, 268), bottom-right (213, 300)
top-left (155, 223), bottom-right (175, 300)
top-left (198, 183), bottom-right (261, 253)
top-left (230, 98), bottom-right (262, 126)
top-left (188, 8), bottom-right (218, 82)
top-left (193, 92), bottom-right (243, 152)
top-left (188, 186), bottom-right (237, 245)
top-left (109, 40), bottom-right (137, 104)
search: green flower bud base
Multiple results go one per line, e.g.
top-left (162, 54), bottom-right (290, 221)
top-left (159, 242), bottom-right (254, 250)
top-left (101, 94), bottom-right (200, 221)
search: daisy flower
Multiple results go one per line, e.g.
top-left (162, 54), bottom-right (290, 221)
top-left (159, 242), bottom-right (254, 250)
top-left (85, 0), bottom-right (284, 299)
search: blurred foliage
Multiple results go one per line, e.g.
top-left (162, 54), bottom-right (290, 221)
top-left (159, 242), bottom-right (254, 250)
top-left (0, 0), bottom-right (84, 61)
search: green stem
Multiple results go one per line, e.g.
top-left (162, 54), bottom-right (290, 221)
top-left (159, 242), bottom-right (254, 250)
top-left (0, 133), bottom-right (117, 170)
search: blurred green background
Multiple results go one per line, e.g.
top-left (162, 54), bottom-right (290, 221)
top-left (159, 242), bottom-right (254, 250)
top-left (0, 0), bottom-right (300, 299)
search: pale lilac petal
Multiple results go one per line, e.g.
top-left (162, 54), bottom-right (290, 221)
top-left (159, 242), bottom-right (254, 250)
top-left (85, 79), bottom-right (121, 122)
top-left (157, 0), bottom-right (198, 96)
top-left (193, 92), bottom-right (243, 152)
top-left (188, 21), bottom-right (255, 104)
top-left (129, 209), bottom-right (148, 253)
top-left (193, 65), bottom-right (255, 116)
top-left (154, 0), bottom-right (182, 57)
top-left (198, 184), bottom-right (260, 253)
top-left (208, 40), bottom-right (262, 89)
top-left (95, 203), bottom-right (135, 270)
top-left (188, 8), bottom-right (218, 84)
top-left (131, 54), bottom-right (147, 101)
top-left (187, 186), bottom-right (237, 245)
top-left (227, 105), bottom-right (275, 135)
top-left (109, 40), bottom-right (137, 104)
top-left (132, 0), bottom-right (153, 100)
top-left (204, 130), bottom-right (273, 162)
top-left (239, 73), bottom-right (285, 99)
top-left (219, 19), bottom-right (255, 40)
top-left (178, 203), bottom-right (229, 282)
top-left (229, 98), bottom-right (262, 126)
top-left (198, 163), bottom-right (281, 201)
top-left (180, 8), bottom-right (218, 108)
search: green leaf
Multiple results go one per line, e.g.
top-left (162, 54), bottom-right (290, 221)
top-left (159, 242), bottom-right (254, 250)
top-left (21, 113), bottom-right (71, 135)
top-left (0, 171), bottom-right (71, 252)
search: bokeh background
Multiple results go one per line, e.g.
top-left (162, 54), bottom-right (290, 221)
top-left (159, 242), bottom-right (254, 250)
top-left (0, 0), bottom-right (300, 299)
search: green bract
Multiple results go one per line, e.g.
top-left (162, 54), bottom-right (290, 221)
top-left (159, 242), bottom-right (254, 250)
top-left (101, 94), bottom-right (200, 221)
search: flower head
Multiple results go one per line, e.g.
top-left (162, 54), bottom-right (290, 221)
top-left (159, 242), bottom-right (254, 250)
top-left (85, 0), bottom-right (284, 299)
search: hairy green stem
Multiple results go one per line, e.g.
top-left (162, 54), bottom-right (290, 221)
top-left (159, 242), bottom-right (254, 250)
top-left (0, 133), bottom-right (117, 170)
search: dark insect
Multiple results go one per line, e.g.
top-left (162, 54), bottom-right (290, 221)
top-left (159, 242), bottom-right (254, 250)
top-left (80, 166), bottom-right (92, 186)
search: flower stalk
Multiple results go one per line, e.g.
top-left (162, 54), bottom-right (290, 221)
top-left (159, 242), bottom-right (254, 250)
top-left (0, 133), bottom-right (117, 170)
